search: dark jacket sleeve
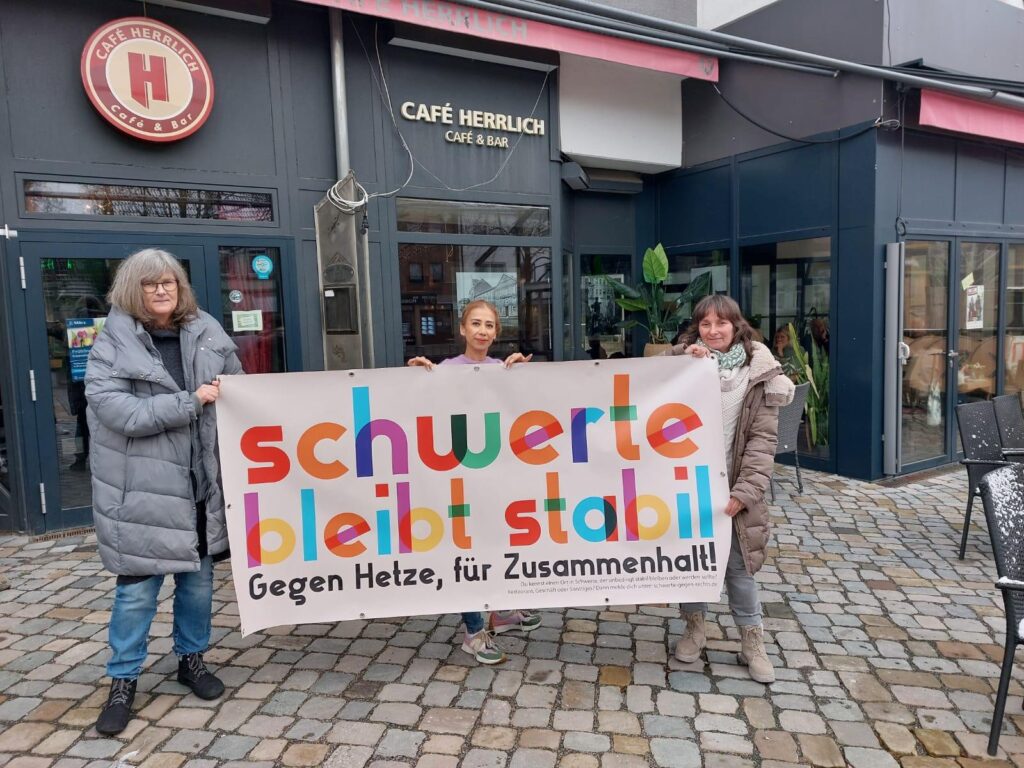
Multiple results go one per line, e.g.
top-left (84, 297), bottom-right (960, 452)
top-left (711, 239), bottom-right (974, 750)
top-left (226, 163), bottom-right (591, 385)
top-left (85, 339), bottom-right (196, 438)
top-left (730, 387), bottom-right (780, 511)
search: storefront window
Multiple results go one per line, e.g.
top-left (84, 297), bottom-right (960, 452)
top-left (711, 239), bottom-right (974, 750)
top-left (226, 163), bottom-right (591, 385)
top-left (957, 242), bottom-right (1000, 404)
top-left (1006, 243), bottom-right (1024, 396)
top-left (218, 246), bottom-right (287, 374)
top-left (399, 244), bottom-right (552, 362)
top-left (397, 199), bottom-right (550, 237)
top-left (580, 253), bottom-right (632, 359)
top-left (740, 237), bottom-right (831, 459)
top-left (24, 180), bottom-right (274, 222)
top-left (666, 249), bottom-right (730, 329)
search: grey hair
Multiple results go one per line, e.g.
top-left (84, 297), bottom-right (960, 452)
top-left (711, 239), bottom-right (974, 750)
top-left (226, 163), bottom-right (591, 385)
top-left (107, 248), bottom-right (199, 326)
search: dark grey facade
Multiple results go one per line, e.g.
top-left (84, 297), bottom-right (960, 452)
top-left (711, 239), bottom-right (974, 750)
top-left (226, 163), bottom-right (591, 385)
top-left (663, 0), bottom-right (1024, 479)
top-left (0, 0), bottom-right (338, 533)
top-left (2, 0), bottom-right (1022, 536)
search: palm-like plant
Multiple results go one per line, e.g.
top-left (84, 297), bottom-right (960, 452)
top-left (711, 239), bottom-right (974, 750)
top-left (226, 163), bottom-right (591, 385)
top-left (786, 322), bottom-right (830, 448)
top-left (604, 244), bottom-right (713, 345)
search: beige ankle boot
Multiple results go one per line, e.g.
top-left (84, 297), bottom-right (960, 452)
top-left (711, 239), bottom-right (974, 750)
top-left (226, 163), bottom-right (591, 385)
top-left (738, 624), bottom-right (775, 683)
top-left (674, 612), bottom-right (706, 663)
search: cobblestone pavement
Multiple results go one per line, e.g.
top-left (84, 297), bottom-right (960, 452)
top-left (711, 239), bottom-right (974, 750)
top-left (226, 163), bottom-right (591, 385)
top-left (1, 466), bottom-right (1023, 768)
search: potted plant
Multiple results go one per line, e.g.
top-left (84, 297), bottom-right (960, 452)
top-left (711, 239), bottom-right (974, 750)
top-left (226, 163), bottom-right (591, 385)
top-left (604, 243), bottom-right (713, 357)
top-left (786, 322), bottom-right (829, 449)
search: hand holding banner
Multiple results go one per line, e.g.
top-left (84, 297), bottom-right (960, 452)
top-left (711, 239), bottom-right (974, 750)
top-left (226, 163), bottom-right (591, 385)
top-left (216, 356), bottom-right (730, 635)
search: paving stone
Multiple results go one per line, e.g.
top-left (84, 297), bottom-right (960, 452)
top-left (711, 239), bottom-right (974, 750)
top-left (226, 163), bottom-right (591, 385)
top-left (375, 729), bottom-right (426, 757)
top-left (163, 730), bottom-right (216, 754)
top-left (370, 703), bottom-right (422, 727)
top-left (419, 707), bottom-right (477, 734)
top-left (281, 743), bottom-right (330, 766)
top-left (797, 734), bottom-right (845, 767)
top-left (842, 747), bottom-right (899, 768)
top-left (649, 737), bottom-right (701, 767)
top-left (754, 730), bottom-right (799, 762)
top-left (207, 735), bottom-right (260, 760)
top-left (327, 721), bottom-right (387, 746)
top-left (914, 728), bottom-right (963, 757)
top-left (0, 722), bottom-right (55, 751)
top-left (417, 756), bottom-right (460, 768)
top-left (520, 729), bottom-right (561, 750)
top-left (66, 739), bottom-right (123, 759)
top-left (563, 732), bottom-right (611, 752)
top-left (324, 745), bottom-right (374, 768)
top-left (462, 748), bottom-right (508, 768)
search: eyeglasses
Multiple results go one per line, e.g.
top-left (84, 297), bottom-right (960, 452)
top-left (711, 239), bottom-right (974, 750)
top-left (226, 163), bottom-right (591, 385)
top-left (141, 279), bottom-right (178, 294)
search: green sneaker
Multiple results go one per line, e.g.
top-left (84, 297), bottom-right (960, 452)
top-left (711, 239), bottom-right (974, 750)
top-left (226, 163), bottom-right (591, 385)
top-left (490, 610), bottom-right (542, 634)
top-left (461, 629), bottom-right (506, 665)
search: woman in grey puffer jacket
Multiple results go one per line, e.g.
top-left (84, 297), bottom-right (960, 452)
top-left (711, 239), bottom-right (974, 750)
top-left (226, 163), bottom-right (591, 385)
top-left (85, 248), bottom-right (242, 736)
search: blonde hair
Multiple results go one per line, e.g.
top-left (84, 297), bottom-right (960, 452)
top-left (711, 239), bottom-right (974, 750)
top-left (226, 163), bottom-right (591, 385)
top-left (460, 299), bottom-right (501, 336)
top-left (108, 248), bottom-right (199, 327)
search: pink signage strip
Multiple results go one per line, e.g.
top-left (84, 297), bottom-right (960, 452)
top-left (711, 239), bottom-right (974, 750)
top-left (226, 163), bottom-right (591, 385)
top-left (300, 0), bottom-right (718, 80)
top-left (919, 88), bottom-right (1024, 146)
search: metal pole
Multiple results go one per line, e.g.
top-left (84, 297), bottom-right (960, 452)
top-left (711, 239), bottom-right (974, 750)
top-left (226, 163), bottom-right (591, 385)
top-left (329, 9), bottom-right (350, 177)
top-left (328, 9), bottom-right (375, 369)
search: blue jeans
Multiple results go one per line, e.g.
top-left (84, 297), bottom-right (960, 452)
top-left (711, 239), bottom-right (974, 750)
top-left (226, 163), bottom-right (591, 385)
top-left (460, 611), bottom-right (518, 634)
top-left (107, 557), bottom-right (213, 679)
top-left (681, 529), bottom-right (762, 627)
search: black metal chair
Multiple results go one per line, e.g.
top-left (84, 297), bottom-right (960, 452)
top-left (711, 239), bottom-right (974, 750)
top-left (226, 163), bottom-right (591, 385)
top-left (956, 400), bottom-right (1012, 560)
top-left (994, 393), bottom-right (1024, 460)
top-left (978, 464), bottom-right (1024, 756)
top-left (771, 382), bottom-right (810, 502)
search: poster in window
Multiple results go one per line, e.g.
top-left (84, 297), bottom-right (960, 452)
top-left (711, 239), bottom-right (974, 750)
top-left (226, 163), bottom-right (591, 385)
top-left (965, 285), bottom-right (984, 330)
top-left (66, 317), bottom-right (107, 382)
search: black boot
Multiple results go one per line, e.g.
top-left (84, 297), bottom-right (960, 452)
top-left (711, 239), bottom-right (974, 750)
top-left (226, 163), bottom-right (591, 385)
top-left (96, 677), bottom-right (136, 735)
top-left (177, 652), bottom-right (224, 700)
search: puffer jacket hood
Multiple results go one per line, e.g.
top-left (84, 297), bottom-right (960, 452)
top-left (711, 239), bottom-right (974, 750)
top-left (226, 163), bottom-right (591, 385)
top-left (85, 306), bottom-right (243, 576)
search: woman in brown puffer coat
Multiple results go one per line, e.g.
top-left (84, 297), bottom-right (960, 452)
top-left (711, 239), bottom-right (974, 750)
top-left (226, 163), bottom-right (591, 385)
top-left (663, 295), bottom-right (794, 684)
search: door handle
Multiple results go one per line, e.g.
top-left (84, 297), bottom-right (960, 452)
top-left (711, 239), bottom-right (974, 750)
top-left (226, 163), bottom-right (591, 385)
top-left (898, 342), bottom-right (910, 366)
top-left (947, 350), bottom-right (960, 358)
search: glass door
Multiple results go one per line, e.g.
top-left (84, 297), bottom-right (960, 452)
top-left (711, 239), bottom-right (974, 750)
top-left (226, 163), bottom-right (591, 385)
top-left (899, 241), bottom-right (952, 469)
top-left (21, 240), bottom-right (207, 531)
top-left (898, 239), bottom-right (1002, 472)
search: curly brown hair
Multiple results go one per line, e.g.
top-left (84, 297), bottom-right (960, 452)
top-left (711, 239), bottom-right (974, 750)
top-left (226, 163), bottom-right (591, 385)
top-left (679, 295), bottom-right (755, 365)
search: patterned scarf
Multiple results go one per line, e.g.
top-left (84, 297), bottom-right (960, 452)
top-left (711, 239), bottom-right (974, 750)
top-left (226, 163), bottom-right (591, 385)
top-left (696, 339), bottom-right (747, 371)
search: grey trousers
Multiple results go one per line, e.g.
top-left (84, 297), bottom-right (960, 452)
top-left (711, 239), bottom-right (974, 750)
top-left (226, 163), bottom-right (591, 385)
top-left (681, 529), bottom-right (762, 627)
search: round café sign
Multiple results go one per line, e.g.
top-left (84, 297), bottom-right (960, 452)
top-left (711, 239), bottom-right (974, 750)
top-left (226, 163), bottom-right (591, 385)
top-left (81, 17), bottom-right (214, 142)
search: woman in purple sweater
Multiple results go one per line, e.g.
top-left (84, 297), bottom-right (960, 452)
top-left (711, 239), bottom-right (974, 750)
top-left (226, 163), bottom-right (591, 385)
top-left (408, 299), bottom-right (538, 664)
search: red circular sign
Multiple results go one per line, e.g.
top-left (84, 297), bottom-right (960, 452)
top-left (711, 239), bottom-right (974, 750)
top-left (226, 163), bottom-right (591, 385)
top-left (81, 17), bottom-right (214, 142)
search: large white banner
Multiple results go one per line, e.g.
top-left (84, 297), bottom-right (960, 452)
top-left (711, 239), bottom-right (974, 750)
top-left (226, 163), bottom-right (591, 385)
top-left (217, 357), bottom-right (731, 635)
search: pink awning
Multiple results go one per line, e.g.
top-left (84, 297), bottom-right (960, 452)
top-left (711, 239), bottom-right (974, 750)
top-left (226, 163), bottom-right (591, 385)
top-left (301, 0), bottom-right (718, 81)
top-left (919, 88), bottom-right (1024, 146)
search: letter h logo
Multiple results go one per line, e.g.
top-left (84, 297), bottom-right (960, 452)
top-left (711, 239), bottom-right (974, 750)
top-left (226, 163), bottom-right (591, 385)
top-left (127, 52), bottom-right (169, 109)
